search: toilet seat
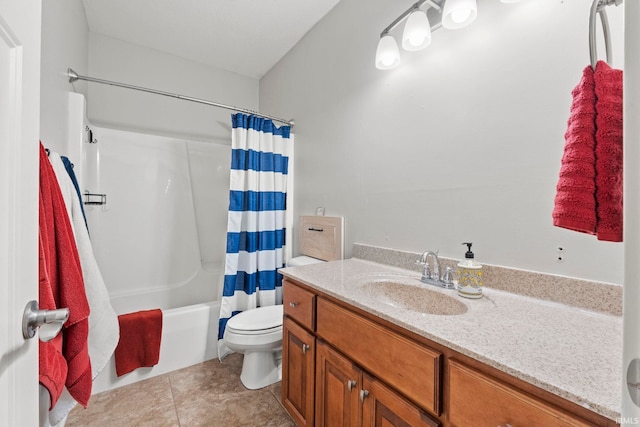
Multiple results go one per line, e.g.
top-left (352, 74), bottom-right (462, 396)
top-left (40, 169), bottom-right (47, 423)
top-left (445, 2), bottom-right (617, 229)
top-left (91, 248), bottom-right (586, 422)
top-left (226, 305), bottom-right (283, 335)
top-left (226, 325), bottom-right (282, 336)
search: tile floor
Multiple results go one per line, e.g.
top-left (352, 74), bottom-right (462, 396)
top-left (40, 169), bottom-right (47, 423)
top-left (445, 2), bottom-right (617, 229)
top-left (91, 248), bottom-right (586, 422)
top-left (67, 353), bottom-right (295, 427)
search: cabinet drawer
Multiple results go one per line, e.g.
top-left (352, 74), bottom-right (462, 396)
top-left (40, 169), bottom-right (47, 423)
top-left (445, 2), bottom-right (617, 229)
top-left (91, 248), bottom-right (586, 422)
top-left (316, 297), bottom-right (441, 416)
top-left (448, 360), bottom-right (592, 427)
top-left (284, 280), bottom-right (316, 331)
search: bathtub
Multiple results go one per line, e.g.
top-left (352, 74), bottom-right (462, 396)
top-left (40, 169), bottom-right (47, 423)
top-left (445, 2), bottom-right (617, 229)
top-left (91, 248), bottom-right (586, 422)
top-left (91, 267), bottom-right (222, 394)
top-left (83, 126), bottom-right (231, 394)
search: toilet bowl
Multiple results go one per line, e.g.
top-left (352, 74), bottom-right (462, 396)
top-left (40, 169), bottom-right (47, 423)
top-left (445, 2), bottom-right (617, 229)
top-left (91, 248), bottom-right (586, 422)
top-left (224, 215), bottom-right (343, 390)
top-left (223, 304), bottom-right (284, 389)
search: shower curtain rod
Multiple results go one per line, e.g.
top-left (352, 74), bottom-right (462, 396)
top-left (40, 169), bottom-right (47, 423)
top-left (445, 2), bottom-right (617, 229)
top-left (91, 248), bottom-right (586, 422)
top-left (66, 68), bottom-right (295, 127)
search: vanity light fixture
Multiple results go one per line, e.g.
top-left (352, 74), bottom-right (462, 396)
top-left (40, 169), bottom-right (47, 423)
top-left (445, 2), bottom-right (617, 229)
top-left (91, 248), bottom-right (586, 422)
top-left (376, 0), bottom-right (519, 70)
top-left (442, 0), bottom-right (478, 29)
top-left (375, 33), bottom-right (401, 69)
top-left (402, 8), bottom-right (432, 51)
top-left (375, 0), bottom-right (442, 70)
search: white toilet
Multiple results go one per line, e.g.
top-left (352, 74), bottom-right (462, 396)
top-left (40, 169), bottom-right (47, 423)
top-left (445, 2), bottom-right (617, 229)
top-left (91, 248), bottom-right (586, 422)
top-left (223, 215), bottom-right (344, 389)
top-left (224, 304), bottom-right (285, 389)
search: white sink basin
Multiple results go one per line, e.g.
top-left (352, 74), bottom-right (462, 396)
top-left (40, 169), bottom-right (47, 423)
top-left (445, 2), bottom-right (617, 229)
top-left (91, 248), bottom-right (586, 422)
top-left (360, 279), bottom-right (468, 316)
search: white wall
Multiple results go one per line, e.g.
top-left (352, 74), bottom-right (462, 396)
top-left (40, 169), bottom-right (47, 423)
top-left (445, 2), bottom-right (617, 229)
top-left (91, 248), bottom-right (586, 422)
top-left (40, 4), bottom-right (259, 151)
top-left (40, 0), bottom-right (88, 154)
top-left (87, 33), bottom-right (259, 144)
top-left (260, 0), bottom-right (625, 284)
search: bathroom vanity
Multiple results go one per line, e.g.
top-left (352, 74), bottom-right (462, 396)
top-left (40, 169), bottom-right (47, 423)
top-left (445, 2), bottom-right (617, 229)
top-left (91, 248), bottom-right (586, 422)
top-left (280, 257), bottom-right (620, 427)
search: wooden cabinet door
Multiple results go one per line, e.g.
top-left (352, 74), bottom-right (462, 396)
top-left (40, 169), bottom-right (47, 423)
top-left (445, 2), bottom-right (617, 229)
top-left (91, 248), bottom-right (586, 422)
top-left (317, 298), bottom-right (441, 415)
top-left (315, 341), bottom-right (362, 427)
top-left (448, 360), bottom-right (592, 427)
top-left (283, 317), bottom-right (316, 427)
top-left (361, 374), bottom-right (441, 427)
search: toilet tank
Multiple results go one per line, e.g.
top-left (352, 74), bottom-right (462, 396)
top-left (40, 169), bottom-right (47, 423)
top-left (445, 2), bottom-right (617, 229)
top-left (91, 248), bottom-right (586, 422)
top-left (298, 216), bottom-right (344, 261)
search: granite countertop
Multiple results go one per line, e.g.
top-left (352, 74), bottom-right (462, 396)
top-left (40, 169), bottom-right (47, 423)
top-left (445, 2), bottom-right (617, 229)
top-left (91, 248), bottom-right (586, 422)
top-left (279, 258), bottom-right (622, 421)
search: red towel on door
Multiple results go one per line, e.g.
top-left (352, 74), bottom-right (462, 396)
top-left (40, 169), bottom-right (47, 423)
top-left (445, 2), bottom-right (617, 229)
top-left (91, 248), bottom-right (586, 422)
top-left (38, 143), bottom-right (92, 409)
top-left (552, 65), bottom-right (598, 234)
top-left (114, 309), bottom-right (163, 376)
top-left (594, 60), bottom-right (623, 242)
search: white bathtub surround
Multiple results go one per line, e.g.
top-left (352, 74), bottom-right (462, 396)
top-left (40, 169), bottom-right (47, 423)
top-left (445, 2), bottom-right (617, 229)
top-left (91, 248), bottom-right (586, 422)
top-left (84, 128), bottom-right (221, 301)
top-left (84, 127), bottom-right (228, 393)
top-left (45, 151), bottom-right (120, 425)
top-left (82, 126), bottom-right (229, 306)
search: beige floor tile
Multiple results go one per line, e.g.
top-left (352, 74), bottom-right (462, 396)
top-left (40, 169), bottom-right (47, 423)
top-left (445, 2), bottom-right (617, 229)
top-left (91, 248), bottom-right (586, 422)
top-left (169, 353), bottom-right (246, 400)
top-left (67, 375), bottom-right (179, 427)
top-left (172, 386), bottom-right (294, 427)
top-left (268, 381), bottom-right (284, 405)
top-left (66, 353), bottom-right (294, 426)
top-left (170, 354), bottom-right (294, 426)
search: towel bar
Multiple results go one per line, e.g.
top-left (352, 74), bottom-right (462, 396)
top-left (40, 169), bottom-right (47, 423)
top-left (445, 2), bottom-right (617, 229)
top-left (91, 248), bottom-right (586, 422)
top-left (589, 0), bottom-right (622, 69)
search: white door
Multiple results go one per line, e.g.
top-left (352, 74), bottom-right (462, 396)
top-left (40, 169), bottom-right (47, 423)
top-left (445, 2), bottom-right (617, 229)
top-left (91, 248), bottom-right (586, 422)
top-left (0, 0), bottom-right (42, 426)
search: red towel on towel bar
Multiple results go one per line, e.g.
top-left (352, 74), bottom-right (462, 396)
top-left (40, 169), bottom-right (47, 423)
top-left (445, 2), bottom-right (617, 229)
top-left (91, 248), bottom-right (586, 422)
top-left (552, 65), bottom-right (598, 234)
top-left (553, 61), bottom-right (624, 241)
top-left (114, 309), bottom-right (163, 376)
top-left (594, 60), bottom-right (623, 242)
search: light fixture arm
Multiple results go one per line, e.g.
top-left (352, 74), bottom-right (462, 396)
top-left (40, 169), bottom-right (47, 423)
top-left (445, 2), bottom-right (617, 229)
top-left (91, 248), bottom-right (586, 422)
top-left (380, 0), bottom-right (442, 37)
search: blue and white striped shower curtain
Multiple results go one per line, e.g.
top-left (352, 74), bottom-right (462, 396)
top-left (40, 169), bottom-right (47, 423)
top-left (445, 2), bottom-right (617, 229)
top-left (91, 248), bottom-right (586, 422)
top-left (218, 113), bottom-right (293, 359)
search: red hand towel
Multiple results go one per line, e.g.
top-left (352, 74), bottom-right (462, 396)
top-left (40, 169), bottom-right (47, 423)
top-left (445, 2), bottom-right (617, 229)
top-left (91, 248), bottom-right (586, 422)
top-left (39, 143), bottom-right (92, 409)
top-left (553, 65), bottom-right (597, 234)
top-left (594, 60), bottom-right (623, 242)
top-left (114, 309), bottom-right (163, 377)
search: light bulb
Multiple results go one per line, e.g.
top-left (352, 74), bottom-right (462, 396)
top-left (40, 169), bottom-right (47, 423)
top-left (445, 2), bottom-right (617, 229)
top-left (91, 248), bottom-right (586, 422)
top-left (375, 35), bottom-right (400, 70)
top-left (402, 10), bottom-right (432, 51)
top-left (442, 0), bottom-right (477, 29)
top-left (451, 8), bottom-right (471, 23)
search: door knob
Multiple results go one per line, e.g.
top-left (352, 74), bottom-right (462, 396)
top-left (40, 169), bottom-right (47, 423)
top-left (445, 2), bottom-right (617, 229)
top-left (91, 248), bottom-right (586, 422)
top-left (359, 389), bottom-right (370, 402)
top-left (347, 380), bottom-right (357, 391)
top-left (22, 300), bottom-right (69, 342)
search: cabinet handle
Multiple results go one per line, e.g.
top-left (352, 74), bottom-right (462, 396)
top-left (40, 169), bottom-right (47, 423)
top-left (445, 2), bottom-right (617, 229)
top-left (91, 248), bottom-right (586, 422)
top-left (289, 302), bottom-right (298, 308)
top-left (347, 380), bottom-right (357, 391)
top-left (498, 424), bottom-right (514, 427)
top-left (359, 389), bottom-right (369, 402)
top-left (302, 344), bottom-right (310, 354)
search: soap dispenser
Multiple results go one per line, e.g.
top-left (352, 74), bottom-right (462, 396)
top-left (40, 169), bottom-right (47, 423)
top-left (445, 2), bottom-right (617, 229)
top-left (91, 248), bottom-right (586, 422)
top-left (457, 242), bottom-right (483, 299)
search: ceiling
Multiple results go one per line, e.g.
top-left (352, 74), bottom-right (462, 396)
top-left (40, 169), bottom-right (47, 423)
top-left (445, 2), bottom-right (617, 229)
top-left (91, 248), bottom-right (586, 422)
top-left (81, 0), bottom-right (341, 80)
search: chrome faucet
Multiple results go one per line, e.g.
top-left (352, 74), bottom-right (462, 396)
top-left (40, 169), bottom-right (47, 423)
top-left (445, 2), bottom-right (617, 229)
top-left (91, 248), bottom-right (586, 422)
top-left (419, 251), bottom-right (440, 282)
top-left (417, 250), bottom-right (455, 289)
